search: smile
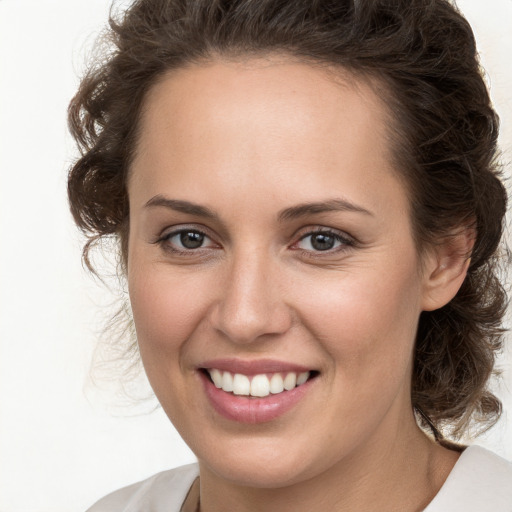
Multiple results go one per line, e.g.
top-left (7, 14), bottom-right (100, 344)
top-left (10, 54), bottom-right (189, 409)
top-left (198, 361), bottom-right (319, 423)
top-left (206, 369), bottom-right (311, 397)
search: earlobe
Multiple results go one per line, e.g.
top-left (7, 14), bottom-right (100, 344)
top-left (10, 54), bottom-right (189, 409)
top-left (421, 228), bottom-right (475, 312)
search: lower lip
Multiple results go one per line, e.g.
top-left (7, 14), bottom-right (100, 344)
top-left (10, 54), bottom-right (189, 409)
top-left (199, 371), bottom-right (314, 424)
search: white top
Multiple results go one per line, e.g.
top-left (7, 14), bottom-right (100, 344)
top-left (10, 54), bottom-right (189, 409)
top-left (424, 445), bottom-right (512, 512)
top-left (86, 445), bottom-right (512, 512)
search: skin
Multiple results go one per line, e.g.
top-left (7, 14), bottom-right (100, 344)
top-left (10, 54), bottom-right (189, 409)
top-left (127, 57), bottom-right (470, 512)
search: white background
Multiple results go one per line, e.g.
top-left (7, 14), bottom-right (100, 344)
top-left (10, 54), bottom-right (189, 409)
top-left (0, 1), bottom-right (511, 511)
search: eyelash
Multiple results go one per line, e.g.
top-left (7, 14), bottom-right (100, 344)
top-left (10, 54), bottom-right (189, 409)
top-left (154, 226), bottom-right (355, 257)
top-left (291, 228), bottom-right (355, 256)
top-left (155, 227), bottom-right (219, 256)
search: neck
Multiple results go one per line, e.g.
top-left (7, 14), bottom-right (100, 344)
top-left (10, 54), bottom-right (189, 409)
top-left (197, 411), bottom-right (460, 512)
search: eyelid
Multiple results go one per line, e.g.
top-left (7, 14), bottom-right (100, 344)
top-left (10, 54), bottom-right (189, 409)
top-left (153, 224), bottom-right (222, 254)
top-left (289, 226), bottom-right (356, 253)
top-left (293, 226), bottom-right (355, 243)
top-left (155, 223), bottom-right (215, 242)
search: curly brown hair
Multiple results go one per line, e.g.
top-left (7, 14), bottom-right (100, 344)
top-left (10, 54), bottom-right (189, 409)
top-left (68, 0), bottom-right (508, 440)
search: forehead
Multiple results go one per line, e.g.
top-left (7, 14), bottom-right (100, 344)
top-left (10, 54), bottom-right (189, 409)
top-left (134, 58), bottom-right (390, 157)
top-left (129, 57), bottom-right (405, 217)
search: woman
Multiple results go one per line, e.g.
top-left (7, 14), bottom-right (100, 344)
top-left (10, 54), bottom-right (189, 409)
top-left (68, 0), bottom-right (512, 510)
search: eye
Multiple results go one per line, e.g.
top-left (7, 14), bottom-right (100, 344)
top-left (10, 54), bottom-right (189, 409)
top-left (157, 228), bottom-right (218, 253)
top-left (293, 229), bottom-right (354, 253)
top-left (171, 230), bottom-right (207, 249)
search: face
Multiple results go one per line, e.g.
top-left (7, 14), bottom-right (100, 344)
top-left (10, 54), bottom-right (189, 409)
top-left (127, 58), bottom-right (432, 487)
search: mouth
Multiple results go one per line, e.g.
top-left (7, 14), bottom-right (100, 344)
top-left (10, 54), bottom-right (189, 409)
top-left (196, 358), bottom-right (320, 424)
top-left (201, 368), bottom-right (319, 398)
top-left (197, 358), bottom-right (320, 423)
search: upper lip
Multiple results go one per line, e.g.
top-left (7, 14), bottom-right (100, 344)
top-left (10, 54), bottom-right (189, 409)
top-left (198, 358), bottom-right (313, 375)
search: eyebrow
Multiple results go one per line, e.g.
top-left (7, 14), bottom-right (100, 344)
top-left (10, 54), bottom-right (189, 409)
top-left (144, 195), bottom-right (372, 221)
top-left (278, 199), bottom-right (373, 221)
top-left (144, 195), bottom-right (219, 219)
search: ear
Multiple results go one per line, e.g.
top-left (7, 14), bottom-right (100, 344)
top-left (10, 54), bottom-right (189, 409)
top-left (421, 226), bottom-right (475, 312)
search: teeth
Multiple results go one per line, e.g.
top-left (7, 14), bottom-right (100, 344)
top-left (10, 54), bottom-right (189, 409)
top-left (210, 368), bottom-right (223, 388)
top-left (232, 373), bottom-right (250, 396)
top-left (221, 371), bottom-right (233, 392)
top-left (251, 374), bottom-right (270, 397)
top-left (283, 372), bottom-right (297, 390)
top-left (297, 371), bottom-right (309, 386)
top-left (207, 370), bottom-right (311, 397)
top-left (269, 373), bottom-right (284, 394)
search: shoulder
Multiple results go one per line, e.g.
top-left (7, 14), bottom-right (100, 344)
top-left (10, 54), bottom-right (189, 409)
top-left (425, 445), bottom-right (512, 512)
top-left (85, 463), bottom-right (199, 512)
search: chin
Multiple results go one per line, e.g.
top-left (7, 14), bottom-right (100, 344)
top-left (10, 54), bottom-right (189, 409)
top-left (193, 433), bottom-right (337, 489)
top-left (200, 455), bottom-right (313, 489)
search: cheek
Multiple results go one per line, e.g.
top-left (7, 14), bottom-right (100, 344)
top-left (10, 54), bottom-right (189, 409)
top-left (292, 257), bottom-right (424, 445)
top-left (128, 261), bottom-right (213, 364)
top-left (127, 265), bottom-right (214, 439)
top-left (298, 255), bottom-right (423, 380)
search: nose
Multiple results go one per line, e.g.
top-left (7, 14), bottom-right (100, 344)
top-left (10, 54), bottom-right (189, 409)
top-left (209, 252), bottom-right (293, 345)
